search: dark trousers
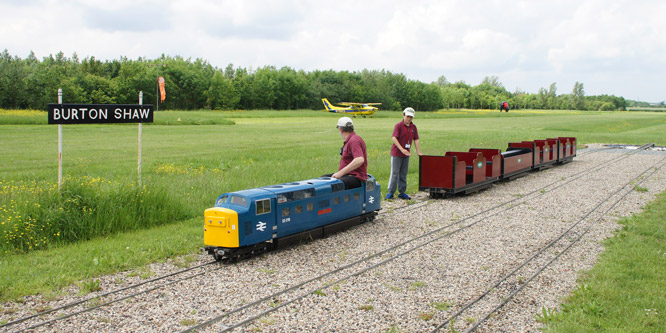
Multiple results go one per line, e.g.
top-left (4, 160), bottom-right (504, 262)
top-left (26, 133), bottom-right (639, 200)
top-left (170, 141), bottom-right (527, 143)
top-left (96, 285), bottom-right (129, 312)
top-left (322, 174), bottom-right (362, 189)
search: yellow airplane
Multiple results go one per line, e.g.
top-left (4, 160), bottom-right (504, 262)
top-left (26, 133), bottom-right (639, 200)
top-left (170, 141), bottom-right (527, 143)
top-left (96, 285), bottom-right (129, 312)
top-left (321, 98), bottom-right (381, 117)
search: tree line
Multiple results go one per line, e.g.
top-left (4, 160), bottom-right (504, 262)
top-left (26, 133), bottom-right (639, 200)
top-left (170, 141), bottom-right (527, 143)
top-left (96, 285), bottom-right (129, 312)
top-left (0, 50), bottom-right (629, 111)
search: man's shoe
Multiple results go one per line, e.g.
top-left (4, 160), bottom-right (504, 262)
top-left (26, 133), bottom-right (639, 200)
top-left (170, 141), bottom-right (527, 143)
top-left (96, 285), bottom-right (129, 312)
top-left (398, 193), bottom-right (411, 200)
top-left (385, 193), bottom-right (394, 200)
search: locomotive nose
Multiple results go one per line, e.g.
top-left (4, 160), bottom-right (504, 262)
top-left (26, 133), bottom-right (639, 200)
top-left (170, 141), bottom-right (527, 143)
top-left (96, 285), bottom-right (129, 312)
top-left (203, 207), bottom-right (239, 248)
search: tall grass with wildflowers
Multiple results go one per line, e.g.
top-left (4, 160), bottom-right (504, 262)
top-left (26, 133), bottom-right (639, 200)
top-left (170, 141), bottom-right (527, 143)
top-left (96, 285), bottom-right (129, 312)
top-left (0, 176), bottom-right (190, 254)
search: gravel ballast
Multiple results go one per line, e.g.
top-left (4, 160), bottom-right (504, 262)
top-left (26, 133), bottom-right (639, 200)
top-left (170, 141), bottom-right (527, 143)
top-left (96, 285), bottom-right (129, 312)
top-left (2, 145), bottom-right (666, 332)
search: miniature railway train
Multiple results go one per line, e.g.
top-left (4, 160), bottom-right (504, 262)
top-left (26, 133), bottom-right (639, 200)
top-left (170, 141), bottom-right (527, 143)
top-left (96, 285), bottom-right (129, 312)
top-left (420, 137), bottom-right (577, 197)
top-left (203, 137), bottom-right (576, 261)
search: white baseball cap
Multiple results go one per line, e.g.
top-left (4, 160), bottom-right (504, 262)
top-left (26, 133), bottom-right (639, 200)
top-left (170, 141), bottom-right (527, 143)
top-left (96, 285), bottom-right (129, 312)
top-left (403, 107), bottom-right (415, 117)
top-left (336, 116), bottom-right (354, 128)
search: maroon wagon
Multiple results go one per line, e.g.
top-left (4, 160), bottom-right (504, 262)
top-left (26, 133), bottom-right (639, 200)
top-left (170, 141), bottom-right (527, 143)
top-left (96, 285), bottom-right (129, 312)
top-left (418, 137), bottom-right (576, 198)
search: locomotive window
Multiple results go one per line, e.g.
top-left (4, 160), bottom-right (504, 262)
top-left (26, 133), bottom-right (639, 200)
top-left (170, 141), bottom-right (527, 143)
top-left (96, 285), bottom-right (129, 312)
top-left (366, 180), bottom-right (375, 191)
top-left (282, 207), bottom-right (290, 217)
top-left (294, 189), bottom-right (314, 200)
top-left (279, 189), bottom-right (316, 202)
top-left (295, 205), bottom-right (303, 214)
top-left (307, 203), bottom-right (314, 211)
top-left (334, 197), bottom-right (340, 205)
top-left (331, 183), bottom-right (344, 192)
top-left (216, 195), bottom-right (229, 206)
top-left (354, 193), bottom-right (360, 200)
top-left (231, 195), bottom-right (247, 206)
top-left (319, 199), bottom-right (330, 208)
top-left (344, 194), bottom-right (350, 202)
top-left (256, 199), bottom-right (271, 215)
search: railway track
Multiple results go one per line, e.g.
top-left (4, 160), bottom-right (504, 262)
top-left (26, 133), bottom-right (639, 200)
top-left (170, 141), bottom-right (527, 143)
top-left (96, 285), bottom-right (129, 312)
top-left (1, 145), bottom-right (659, 331)
top-left (182, 145), bottom-right (657, 332)
top-left (1, 261), bottom-right (220, 332)
top-left (432, 155), bottom-right (666, 332)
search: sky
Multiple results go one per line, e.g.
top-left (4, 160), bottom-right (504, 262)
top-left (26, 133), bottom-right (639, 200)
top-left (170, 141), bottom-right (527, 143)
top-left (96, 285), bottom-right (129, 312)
top-left (1, 0), bottom-right (664, 103)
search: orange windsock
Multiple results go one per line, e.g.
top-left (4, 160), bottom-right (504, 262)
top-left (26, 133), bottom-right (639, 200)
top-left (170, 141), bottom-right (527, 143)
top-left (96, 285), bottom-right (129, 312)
top-left (158, 76), bottom-right (166, 102)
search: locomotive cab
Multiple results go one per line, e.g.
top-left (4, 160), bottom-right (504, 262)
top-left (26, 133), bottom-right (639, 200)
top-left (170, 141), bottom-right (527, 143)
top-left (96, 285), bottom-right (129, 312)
top-left (205, 189), bottom-right (276, 250)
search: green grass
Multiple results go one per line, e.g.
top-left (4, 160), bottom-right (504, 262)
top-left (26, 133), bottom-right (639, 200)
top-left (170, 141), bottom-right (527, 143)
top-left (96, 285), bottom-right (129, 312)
top-left (541, 190), bottom-right (666, 332)
top-left (0, 108), bottom-right (665, 302)
top-left (0, 217), bottom-right (201, 301)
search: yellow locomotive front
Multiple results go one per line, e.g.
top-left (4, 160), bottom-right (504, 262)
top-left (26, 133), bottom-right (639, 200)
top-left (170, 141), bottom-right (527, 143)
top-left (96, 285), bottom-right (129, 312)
top-left (204, 189), bottom-right (276, 261)
top-left (203, 207), bottom-right (239, 248)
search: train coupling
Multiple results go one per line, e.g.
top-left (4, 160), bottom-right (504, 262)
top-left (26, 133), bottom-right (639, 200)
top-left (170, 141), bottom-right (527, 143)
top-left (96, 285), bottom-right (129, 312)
top-left (213, 248), bottom-right (226, 260)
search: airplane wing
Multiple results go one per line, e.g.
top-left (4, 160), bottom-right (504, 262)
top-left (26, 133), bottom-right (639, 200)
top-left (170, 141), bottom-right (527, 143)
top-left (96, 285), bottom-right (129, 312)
top-left (339, 102), bottom-right (382, 106)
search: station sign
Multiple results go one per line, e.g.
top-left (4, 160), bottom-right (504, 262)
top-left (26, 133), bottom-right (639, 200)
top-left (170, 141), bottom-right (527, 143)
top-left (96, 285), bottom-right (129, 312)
top-left (47, 104), bottom-right (154, 124)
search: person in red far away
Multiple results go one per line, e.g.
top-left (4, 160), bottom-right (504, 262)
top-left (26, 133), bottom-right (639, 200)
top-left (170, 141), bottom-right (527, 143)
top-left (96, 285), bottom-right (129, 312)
top-left (500, 101), bottom-right (510, 112)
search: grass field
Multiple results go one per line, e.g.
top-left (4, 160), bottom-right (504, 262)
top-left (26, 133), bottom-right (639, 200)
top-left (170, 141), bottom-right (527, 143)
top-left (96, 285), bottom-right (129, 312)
top-left (1, 108), bottom-right (665, 309)
top-left (541, 191), bottom-right (666, 331)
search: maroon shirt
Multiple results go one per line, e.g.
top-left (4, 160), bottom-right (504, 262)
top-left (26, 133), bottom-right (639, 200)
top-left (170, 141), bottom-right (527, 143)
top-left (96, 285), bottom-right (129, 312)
top-left (390, 121), bottom-right (419, 157)
top-left (339, 132), bottom-right (368, 181)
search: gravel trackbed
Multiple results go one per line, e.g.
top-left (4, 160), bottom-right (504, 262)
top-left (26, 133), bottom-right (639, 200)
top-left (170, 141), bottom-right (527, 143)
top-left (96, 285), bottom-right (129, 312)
top-left (3, 145), bottom-right (666, 332)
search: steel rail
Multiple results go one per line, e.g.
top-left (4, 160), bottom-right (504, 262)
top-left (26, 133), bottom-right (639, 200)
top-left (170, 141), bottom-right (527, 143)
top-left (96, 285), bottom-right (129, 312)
top-left (15, 264), bottom-right (225, 332)
top-left (465, 157), bottom-right (665, 332)
top-left (185, 146), bottom-right (651, 332)
top-left (3, 261), bottom-right (218, 331)
top-left (432, 155), bottom-right (666, 332)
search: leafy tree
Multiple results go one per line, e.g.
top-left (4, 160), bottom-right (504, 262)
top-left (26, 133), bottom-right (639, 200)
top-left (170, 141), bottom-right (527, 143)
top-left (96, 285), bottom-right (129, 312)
top-left (0, 50), bottom-right (29, 108)
top-left (115, 58), bottom-right (154, 105)
top-left (473, 78), bottom-right (510, 109)
top-left (537, 87), bottom-right (548, 109)
top-left (75, 73), bottom-right (117, 104)
top-left (481, 75), bottom-right (503, 88)
top-left (436, 75), bottom-right (449, 86)
top-left (207, 70), bottom-right (239, 110)
top-left (547, 83), bottom-right (557, 109)
top-left (571, 81), bottom-right (585, 110)
top-left (159, 56), bottom-right (212, 110)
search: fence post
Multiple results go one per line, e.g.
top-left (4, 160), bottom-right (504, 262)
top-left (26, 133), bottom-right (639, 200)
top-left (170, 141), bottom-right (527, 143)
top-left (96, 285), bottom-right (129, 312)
top-left (57, 88), bottom-right (63, 191)
top-left (138, 91), bottom-right (143, 187)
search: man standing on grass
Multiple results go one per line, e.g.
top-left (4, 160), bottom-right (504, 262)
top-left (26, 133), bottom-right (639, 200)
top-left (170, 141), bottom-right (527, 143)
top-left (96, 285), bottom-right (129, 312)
top-left (386, 107), bottom-right (421, 200)
top-left (330, 116), bottom-right (367, 189)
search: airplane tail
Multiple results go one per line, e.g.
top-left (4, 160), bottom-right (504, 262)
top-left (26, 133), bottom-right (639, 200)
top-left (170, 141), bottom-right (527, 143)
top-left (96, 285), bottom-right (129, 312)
top-left (321, 98), bottom-right (337, 112)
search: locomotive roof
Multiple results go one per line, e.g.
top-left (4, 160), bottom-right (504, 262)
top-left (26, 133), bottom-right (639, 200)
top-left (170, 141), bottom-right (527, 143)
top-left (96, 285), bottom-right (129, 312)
top-left (223, 177), bottom-right (341, 198)
top-left (220, 175), bottom-right (376, 199)
top-left (260, 177), bottom-right (341, 194)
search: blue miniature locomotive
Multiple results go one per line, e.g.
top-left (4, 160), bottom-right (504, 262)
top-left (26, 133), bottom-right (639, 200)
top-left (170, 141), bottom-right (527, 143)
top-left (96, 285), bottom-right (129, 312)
top-left (204, 175), bottom-right (381, 261)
